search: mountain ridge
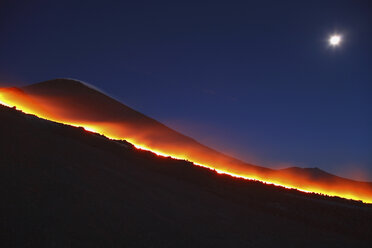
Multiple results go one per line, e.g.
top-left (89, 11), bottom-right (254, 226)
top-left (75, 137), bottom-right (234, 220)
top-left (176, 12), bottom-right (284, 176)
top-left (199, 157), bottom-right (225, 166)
top-left (1, 102), bottom-right (372, 247)
top-left (1, 78), bottom-right (371, 202)
top-left (19, 79), bottom-right (372, 185)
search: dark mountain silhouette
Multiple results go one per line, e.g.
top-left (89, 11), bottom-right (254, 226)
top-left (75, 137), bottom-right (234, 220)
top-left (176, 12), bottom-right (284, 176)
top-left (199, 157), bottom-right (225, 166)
top-left (1, 104), bottom-right (372, 247)
top-left (21, 79), bottom-right (267, 172)
top-left (280, 167), bottom-right (344, 180)
top-left (0, 78), bottom-right (369, 201)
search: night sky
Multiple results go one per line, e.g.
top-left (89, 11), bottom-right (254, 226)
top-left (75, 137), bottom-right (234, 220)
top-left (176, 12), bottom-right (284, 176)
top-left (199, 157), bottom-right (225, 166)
top-left (1, 0), bottom-right (371, 180)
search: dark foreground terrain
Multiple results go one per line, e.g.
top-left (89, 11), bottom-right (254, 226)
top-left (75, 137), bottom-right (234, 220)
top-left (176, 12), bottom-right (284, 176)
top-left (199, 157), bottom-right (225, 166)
top-left (6, 78), bottom-right (371, 196)
top-left (1, 104), bottom-right (372, 248)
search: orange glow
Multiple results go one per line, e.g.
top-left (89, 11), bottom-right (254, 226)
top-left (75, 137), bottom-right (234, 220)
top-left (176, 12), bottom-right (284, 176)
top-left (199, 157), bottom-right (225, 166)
top-left (1, 85), bottom-right (372, 203)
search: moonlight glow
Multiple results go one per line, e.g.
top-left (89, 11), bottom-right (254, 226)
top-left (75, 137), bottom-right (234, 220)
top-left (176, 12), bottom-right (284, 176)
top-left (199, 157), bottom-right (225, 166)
top-left (329, 35), bottom-right (341, 46)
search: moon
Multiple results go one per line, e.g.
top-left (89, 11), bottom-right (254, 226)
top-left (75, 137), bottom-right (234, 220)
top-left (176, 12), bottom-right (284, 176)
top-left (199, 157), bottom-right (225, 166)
top-left (329, 35), bottom-right (341, 46)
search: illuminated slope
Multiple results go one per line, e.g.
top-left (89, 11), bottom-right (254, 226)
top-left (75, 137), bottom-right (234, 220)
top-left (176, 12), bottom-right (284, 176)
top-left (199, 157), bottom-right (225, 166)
top-left (1, 78), bottom-right (371, 203)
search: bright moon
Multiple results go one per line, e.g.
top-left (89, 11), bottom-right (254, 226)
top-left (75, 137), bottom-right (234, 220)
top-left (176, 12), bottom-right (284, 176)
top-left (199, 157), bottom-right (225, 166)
top-left (329, 35), bottom-right (341, 46)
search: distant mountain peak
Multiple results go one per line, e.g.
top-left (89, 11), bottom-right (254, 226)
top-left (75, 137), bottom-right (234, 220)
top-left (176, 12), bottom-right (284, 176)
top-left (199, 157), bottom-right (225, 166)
top-left (22, 78), bottom-right (111, 100)
top-left (29, 78), bottom-right (85, 86)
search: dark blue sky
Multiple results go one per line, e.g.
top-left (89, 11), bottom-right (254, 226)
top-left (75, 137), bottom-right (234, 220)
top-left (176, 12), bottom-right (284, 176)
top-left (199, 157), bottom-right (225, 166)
top-left (1, 0), bottom-right (371, 180)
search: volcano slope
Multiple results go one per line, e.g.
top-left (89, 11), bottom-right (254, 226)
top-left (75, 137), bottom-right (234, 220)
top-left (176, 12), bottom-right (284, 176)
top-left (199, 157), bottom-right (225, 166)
top-left (0, 104), bottom-right (372, 248)
top-left (1, 78), bottom-right (372, 202)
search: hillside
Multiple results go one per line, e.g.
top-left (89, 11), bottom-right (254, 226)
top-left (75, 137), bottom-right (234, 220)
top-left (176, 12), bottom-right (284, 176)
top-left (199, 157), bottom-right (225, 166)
top-left (1, 104), bottom-right (372, 247)
top-left (0, 78), bottom-right (371, 202)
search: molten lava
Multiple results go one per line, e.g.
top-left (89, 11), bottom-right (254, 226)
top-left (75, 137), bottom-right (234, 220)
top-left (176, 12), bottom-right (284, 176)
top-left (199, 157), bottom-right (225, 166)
top-left (1, 80), bottom-right (371, 203)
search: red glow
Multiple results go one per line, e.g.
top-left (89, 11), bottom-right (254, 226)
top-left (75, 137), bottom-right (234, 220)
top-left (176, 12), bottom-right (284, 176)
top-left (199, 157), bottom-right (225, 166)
top-left (1, 85), bottom-right (371, 203)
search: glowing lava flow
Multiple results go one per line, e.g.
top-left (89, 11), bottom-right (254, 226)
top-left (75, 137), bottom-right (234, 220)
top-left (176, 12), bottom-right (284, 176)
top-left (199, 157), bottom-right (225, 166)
top-left (1, 87), bottom-right (372, 203)
top-left (122, 141), bottom-right (372, 202)
top-left (129, 141), bottom-right (312, 192)
top-left (105, 139), bottom-right (371, 202)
